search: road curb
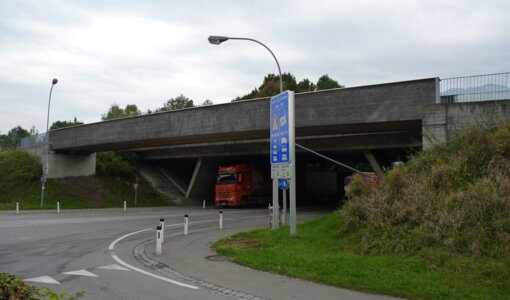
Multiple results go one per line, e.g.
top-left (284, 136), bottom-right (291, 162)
top-left (135, 239), bottom-right (266, 300)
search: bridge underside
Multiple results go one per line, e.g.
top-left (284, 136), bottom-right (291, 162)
top-left (135, 123), bottom-right (421, 207)
top-left (138, 127), bottom-right (421, 160)
top-left (54, 120), bottom-right (421, 155)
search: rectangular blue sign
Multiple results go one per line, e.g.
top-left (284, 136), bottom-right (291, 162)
top-left (270, 91), bottom-right (291, 164)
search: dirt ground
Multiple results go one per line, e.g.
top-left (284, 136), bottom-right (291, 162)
top-left (57, 176), bottom-right (108, 205)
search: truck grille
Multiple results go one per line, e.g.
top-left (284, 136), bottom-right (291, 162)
top-left (217, 189), bottom-right (232, 198)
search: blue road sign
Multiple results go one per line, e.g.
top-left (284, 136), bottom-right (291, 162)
top-left (278, 178), bottom-right (289, 190)
top-left (270, 91), bottom-right (290, 164)
top-left (40, 175), bottom-right (47, 183)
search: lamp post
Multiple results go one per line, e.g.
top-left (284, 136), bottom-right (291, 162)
top-left (208, 36), bottom-right (283, 93)
top-left (208, 36), bottom-right (296, 235)
top-left (41, 78), bottom-right (58, 208)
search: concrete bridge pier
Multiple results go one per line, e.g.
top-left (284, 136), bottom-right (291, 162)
top-left (185, 158), bottom-right (221, 204)
top-left (25, 145), bottom-right (96, 178)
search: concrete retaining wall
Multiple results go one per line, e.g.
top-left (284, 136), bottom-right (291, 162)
top-left (423, 99), bottom-right (510, 149)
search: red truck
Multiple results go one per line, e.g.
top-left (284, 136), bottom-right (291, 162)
top-left (215, 164), bottom-right (271, 208)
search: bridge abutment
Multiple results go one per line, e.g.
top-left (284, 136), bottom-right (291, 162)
top-left (423, 99), bottom-right (510, 149)
top-left (25, 145), bottom-right (96, 178)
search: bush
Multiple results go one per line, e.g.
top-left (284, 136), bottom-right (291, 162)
top-left (0, 272), bottom-right (39, 299)
top-left (341, 124), bottom-right (510, 259)
top-left (96, 151), bottom-right (139, 177)
top-left (0, 272), bottom-right (84, 300)
top-left (0, 151), bottom-right (41, 190)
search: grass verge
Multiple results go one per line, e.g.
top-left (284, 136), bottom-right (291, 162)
top-left (214, 212), bottom-right (510, 300)
top-left (0, 175), bottom-right (170, 210)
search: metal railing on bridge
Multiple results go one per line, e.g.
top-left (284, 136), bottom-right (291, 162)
top-left (21, 133), bottom-right (47, 149)
top-left (439, 72), bottom-right (510, 103)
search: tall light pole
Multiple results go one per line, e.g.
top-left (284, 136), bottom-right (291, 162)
top-left (208, 36), bottom-right (283, 93)
top-left (208, 36), bottom-right (296, 235)
top-left (41, 78), bottom-right (58, 208)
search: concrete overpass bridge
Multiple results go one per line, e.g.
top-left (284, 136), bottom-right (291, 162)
top-left (23, 75), bottom-right (510, 205)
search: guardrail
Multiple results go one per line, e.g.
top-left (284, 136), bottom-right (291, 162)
top-left (439, 72), bottom-right (510, 103)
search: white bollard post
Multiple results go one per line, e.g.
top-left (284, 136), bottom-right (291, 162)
top-left (184, 214), bottom-right (189, 236)
top-left (203, 200), bottom-right (206, 209)
top-left (156, 225), bottom-right (162, 255)
top-left (16, 202), bottom-right (19, 215)
top-left (57, 202), bottom-right (60, 214)
top-left (123, 201), bottom-right (127, 213)
top-left (159, 218), bottom-right (165, 244)
top-left (219, 211), bottom-right (223, 229)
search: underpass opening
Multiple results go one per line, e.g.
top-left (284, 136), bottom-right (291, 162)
top-left (143, 147), bottom-right (416, 209)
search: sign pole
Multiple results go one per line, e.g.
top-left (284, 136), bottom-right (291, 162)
top-left (272, 179), bottom-right (279, 229)
top-left (290, 165), bottom-right (296, 235)
top-left (270, 90), bottom-right (295, 234)
top-left (282, 188), bottom-right (287, 225)
top-left (288, 92), bottom-right (296, 236)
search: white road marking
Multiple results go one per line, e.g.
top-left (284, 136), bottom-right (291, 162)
top-left (98, 264), bottom-right (130, 271)
top-left (108, 228), bottom-right (198, 290)
top-left (111, 254), bottom-right (199, 289)
top-left (107, 213), bottom-right (267, 290)
top-left (25, 275), bottom-right (60, 284)
top-left (62, 269), bottom-right (98, 277)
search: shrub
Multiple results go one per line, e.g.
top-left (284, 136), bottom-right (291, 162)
top-left (0, 272), bottom-right (39, 299)
top-left (96, 151), bottom-right (139, 177)
top-left (0, 151), bottom-right (41, 191)
top-left (0, 272), bottom-right (84, 299)
top-left (341, 124), bottom-right (510, 259)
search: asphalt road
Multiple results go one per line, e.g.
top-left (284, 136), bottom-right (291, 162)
top-left (0, 207), bottom-right (401, 300)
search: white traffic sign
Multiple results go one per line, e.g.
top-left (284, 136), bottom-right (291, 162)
top-left (271, 164), bottom-right (291, 179)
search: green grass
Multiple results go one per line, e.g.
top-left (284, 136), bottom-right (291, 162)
top-left (214, 212), bottom-right (510, 300)
top-left (0, 150), bottom-right (171, 210)
top-left (0, 175), bottom-right (171, 210)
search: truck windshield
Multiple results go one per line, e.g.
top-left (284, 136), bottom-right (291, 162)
top-left (217, 172), bottom-right (236, 184)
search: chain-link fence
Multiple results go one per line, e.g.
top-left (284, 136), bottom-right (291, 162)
top-left (21, 133), bottom-right (47, 148)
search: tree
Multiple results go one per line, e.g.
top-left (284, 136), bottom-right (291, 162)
top-left (235, 88), bottom-right (259, 101)
top-left (257, 73), bottom-right (298, 98)
top-left (50, 117), bottom-right (84, 130)
top-left (296, 78), bottom-right (316, 93)
top-left (29, 126), bottom-right (38, 136)
top-left (201, 99), bottom-right (214, 106)
top-left (102, 104), bottom-right (141, 121)
top-left (316, 74), bottom-right (344, 90)
top-left (124, 104), bottom-right (141, 117)
top-left (0, 126), bottom-right (31, 150)
top-left (234, 73), bottom-right (344, 101)
top-left (234, 73), bottom-right (299, 100)
top-left (157, 94), bottom-right (194, 112)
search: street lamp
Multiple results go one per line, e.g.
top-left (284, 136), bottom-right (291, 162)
top-left (208, 36), bottom-right (283, 93)
top-left (208, 36), bottom-right (297, 235)
top-left (41, 78), bottom-right (58, 208)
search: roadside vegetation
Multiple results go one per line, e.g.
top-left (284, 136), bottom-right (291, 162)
top-left (0, 150), bottom-right (170, 210)
top-left (215, 124), bottom-right (510, 300)
top-left (0, 272), bottom-right (83, 300)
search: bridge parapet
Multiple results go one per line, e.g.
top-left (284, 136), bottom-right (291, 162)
top-left (49, 78), bottom-right (438, 153)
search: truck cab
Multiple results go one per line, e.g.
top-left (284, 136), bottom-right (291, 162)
top-left (215, 165), bottom-right (253, 208)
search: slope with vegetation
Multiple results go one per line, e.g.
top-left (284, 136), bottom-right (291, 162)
top-left (215, 124), bottom-right (510, 300)
top-left (0, 150), bottom-right (170, 210)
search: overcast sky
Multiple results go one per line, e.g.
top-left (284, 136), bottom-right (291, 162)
top-left (1, 0), bottom-right (509, 134)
